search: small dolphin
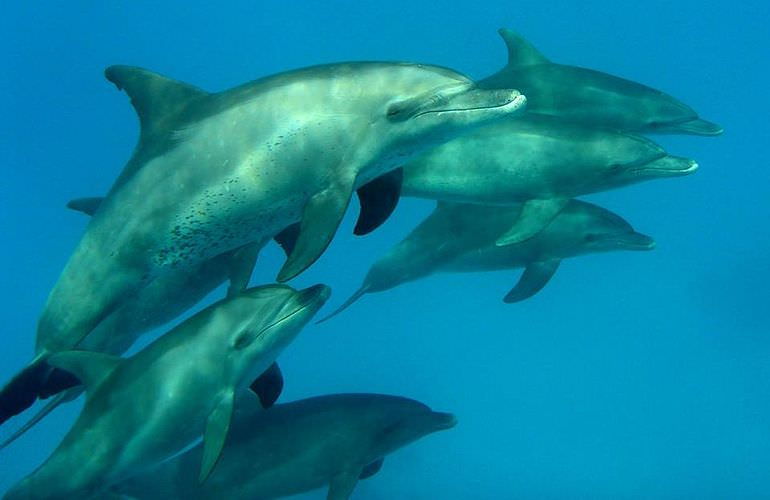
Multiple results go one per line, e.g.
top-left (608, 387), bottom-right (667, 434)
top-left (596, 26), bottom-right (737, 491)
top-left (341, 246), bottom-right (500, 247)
top-left (321, 201), bottom-right (653, 320)
top-left (21, 63), bottom-right (523, 417)
top-left (401, 115), bottom-right (697, 244)
top-left (113, 393), bottom-right (457, 500)
top-left (479, 28), bottom-right (722, 135)
top-left (4, 284), bottom-right (330, 499)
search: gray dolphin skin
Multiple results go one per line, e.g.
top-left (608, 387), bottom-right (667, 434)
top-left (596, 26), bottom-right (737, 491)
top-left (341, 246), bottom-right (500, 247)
top-left (479, 28), bottom-right (723, 136)
top-left (4, 284), bottom-right (330, 500)
top-left (401, 115), bottom-right (697, 244)
top-left (321, 200), bottom-right (654, 320)
top-left (113, 393), bottom-right (457, 500)
top-left (25, 62), bottom-right (524, 407)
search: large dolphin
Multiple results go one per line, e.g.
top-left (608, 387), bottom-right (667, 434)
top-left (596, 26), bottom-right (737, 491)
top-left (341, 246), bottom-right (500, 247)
top-left (479, 28), bottom-right (723, 136)
top-left (321, 201), bottom-right (654, 320)
top-left (26, 62), bottom-right (524, 392)
top-left (4, 284), bottom-right (330, 500)
top-left (1, 63), bottom-right (523, 424)
top-left (113, 393), bottom-right (457, 500)
top-left (401, 115), bottom-right (697, 244)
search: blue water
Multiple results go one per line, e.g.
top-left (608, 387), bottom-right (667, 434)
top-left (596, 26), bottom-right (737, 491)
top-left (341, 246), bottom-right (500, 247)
top-left (1, 1), bottom-right (768, 498)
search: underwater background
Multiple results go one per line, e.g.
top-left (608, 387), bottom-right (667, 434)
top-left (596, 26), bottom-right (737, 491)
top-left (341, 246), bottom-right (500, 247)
top-left (1, 1), bottom-right (768, 498)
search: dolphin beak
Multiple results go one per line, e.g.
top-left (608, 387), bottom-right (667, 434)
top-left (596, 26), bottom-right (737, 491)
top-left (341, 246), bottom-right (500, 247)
top-left (297, 284), bottom-right (332, 310)
top-left (417, 89), bottom-right (526, 118)
top-left (668, 118), bottom-right (724, 136)
top-left (617, 231), bottom-right (656, 250)
top-left (636, 155), bottom-right (698, 177)
top-left (432, 411), bottom-right (458, 430)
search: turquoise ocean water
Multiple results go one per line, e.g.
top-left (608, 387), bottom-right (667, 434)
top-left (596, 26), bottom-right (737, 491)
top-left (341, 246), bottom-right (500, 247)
top-left (1, 1), bottom-right (768, 498)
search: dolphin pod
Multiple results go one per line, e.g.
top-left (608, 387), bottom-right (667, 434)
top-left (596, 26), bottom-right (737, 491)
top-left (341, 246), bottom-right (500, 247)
top-left (0, 61), bottom-right (524, 426)
top-left (1, 26), bottom-right (720, 499)
top-left (112, 394), bottom-right (456, 500)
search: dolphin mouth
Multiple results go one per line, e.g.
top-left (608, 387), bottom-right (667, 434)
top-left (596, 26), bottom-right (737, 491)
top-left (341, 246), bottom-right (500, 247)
top-left (631, 155), bottom-right (698, 177)
top-left (415, 90), bottom-right (526, 118)
top-left (612, 231), bottom-right (656, 250)
top-left (260, 284), bottom-right (331, 335)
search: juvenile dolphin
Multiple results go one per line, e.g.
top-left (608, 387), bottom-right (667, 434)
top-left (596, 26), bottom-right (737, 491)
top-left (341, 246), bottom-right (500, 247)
top-left (4, 284), bottom-right (330, 500)
top-left (113, 393), bottom-right (457, 500)
top-left (321, 201), bottom-right (653, 320)
top-left (21, 63), bottom-right (523, 411)
top-left (479, 28), bottom-right (722, 135)
top-left (401, 115), bottom-right (697, 244)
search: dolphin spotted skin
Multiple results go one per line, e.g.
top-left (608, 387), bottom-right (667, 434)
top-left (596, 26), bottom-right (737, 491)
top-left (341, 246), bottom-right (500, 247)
top-left (480, 28), bottom-right (723, 136)
top-left (113, 393), bottom-right (457, 500)
top-left (4, 284), bottom-right (330, 500)
top-left (0, 198), bottom-right (266, 429)
top-left (25, 63), bottom-right (524, 407)
top-left (401, 115), bottom-right (697, 244)
top-left (321, 201), bottom-right (654, 320)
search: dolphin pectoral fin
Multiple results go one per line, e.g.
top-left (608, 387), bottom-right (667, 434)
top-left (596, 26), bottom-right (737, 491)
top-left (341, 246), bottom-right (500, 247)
top-left (496, 198), bottom-right (569, 246)
top-left (274, 222), bottom-right (301, 257)
top-left (47, 351), bottom-right (123, 394)
top-left (327, 467), bottom-right (361, 500)
top-left (225, 242), bottom-right (262, 298)
top-left (104, 65), bottom-right (209, 135)
top-left (359, 458), bottom-right (385, 480)
top-left (277, 177), bottom-right (355, 282)
top-left (498, 28), bottom-right (550, 67)
top-left (353, 168), bottom-right (403, 236)
top-left (200, 390), bottom-right (235, 483)
top-left (504, 259), bottom-right (561, 303)
top-left (66, 197), bottom-right (105, 217)
top-left (249, 362), bottom-right (284, 409)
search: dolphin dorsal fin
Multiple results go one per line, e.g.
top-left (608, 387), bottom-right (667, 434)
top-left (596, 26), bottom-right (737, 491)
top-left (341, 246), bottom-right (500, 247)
top-left (47, 351), bottom-right (123, 393)
top-left (104, 65), bottom-right (209, 136)
top-left (498, 28), bottom-right (550, 67)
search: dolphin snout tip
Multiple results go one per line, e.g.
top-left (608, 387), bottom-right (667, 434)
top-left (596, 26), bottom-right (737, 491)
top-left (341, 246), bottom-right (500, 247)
top-left (433, 411), bottom-right (458, 430)
top-left (300, 284), bottom-right (332, 304)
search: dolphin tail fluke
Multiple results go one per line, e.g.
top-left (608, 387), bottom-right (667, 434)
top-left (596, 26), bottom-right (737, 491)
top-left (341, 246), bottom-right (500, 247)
top-left (0, 355), bottom-right (49, 426)
top-left (0, 387), bottom-right (82, 450)
top-left (315, 285), bottom-right (370, 324)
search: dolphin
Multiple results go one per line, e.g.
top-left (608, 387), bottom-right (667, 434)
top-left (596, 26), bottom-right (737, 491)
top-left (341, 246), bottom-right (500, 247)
top-left (479, 28), bottom-right (723, 136)
top-left (20, 63), bottom-right (523, 414)
top-left (112, 393), bottom-right (457, 500)
top-left (321, 200), bottom-right (654, 320)
top-left (401, 114), bottom-right (697, 244)
top-left (4, 284), bottom-right (330, 500)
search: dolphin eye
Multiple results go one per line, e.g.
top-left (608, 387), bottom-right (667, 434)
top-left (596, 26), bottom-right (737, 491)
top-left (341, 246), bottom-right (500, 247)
top-left (584, 234), bottom-right (599, 242)
top-left (386, 103), bottom-right (410, 122)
